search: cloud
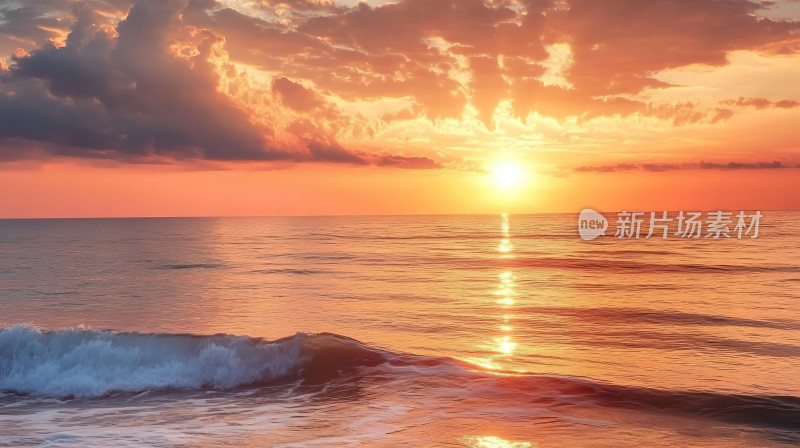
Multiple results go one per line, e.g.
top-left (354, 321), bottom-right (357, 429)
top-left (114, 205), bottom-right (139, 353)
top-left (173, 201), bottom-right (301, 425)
top-left (574, 160), bottom-right (794, 173)
top-left (285, 0), bottom-right (799, 121)
top-left (246, 0), bottom-right (344, 16)
top-left (1, 0), bottom-right (291, 161)
top-left (720, 97), bottom-right (800, 109)
top-left (306, 141), bottom-right (367, 165)
top-left (272, 76), bottom-right (325, 112)
top-left (546, 0), bottom-right (799, 95)
top-left (0, 0), bottom-right (798, 166)
top-left (0, 2), bottom-right (70, 48)
top-left (374, 154), bottom-right (442, 169)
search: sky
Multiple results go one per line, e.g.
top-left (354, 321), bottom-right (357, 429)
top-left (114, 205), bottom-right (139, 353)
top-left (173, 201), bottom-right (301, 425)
top-left (0, 0), bottom-right (798, 217)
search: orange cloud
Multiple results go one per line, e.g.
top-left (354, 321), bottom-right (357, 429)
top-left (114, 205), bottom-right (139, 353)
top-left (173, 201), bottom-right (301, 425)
top-left (0, 0), bottom-right (798, 174)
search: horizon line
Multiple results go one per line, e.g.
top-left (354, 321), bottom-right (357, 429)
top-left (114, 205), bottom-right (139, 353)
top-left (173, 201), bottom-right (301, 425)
top-left (1, 208), bottom-right (796, 220)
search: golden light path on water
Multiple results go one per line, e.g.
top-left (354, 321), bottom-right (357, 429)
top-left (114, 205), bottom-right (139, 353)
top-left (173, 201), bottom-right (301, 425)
top-left (495, 214), bottom-right (518, 359)
top-left (457, 215), bottom-right (537, 447)
top-left (463, 213), bottom-right (522, 371)
top-left (460, 435), bottom-right (537, 448)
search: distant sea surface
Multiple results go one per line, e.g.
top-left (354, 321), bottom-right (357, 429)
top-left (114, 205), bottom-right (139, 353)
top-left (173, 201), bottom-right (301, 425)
top-left (1, 213), bottom-right (799, 447)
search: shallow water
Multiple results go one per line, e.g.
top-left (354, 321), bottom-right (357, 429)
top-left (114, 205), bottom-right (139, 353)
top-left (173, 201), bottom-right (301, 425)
top-left (1, 213), bottom-right (799, 446)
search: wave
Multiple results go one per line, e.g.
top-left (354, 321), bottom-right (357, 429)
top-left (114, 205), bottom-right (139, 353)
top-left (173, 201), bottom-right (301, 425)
top-left (516, 306), bottom-right (800, 331)
top-left (503, 375), bottom-right (800, 431)
top-left (0, 325), bottom-right (383, 398)
top-left (2, 326), bottom-right (799, 435)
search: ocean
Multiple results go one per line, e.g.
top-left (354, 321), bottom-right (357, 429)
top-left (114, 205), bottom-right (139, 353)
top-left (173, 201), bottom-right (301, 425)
top-left (1, 213), bottom-right (799, 447)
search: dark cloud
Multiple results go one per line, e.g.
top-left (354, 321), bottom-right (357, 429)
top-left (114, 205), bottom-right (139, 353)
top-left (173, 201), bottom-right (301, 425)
top-left (698, 160), bottom-right (788, 170)
top-left (0, 0), bottom-right (455, 168)
top-left (375, 154), bottom-right (442, 169)
top-left (574, 160), bottom-right (793, 173)
top-left (0, 0), bottom-right (133, 55)
top-left (306, 141), bottom-right (367, 165)
top-left (272, 76), bottom-right (325, 112)
top-left (0, 3), bottom-right (69, 47)
top-left (1, 0), bottom-right (292, 161)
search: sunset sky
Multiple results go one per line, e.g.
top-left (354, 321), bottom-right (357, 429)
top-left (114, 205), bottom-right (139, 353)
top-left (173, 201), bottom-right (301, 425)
top-left (1, 0), bottom-right (799, 217)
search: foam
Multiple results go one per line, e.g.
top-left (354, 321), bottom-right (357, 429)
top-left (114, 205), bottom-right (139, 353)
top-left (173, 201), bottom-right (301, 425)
top-left (0, 325), bottom-right (306, 398)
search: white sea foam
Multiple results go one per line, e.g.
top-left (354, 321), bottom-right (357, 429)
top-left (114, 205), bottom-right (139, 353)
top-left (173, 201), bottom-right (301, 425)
top-left (0, 325), bottom-right (306, 398)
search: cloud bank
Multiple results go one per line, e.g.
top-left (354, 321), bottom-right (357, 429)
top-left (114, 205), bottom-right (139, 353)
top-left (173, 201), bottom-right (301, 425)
top-left (574, 160), bottom-right (794, 173)
top-left (0, 0), bottom-right (798, 166)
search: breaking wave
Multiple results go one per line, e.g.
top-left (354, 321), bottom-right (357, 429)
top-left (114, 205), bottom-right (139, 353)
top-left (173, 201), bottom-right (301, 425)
top-left (2, 325), bottom-right (799, 437)
top-left (0, 325), bottom-right (382, 398)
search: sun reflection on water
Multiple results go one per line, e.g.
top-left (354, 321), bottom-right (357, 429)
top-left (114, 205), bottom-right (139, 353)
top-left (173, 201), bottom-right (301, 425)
top-left (460, 435), bottom-right (536, 448)
top-left (496, 336), bottom-right (517, 355)
top-left (461, 215), bottom-right (526, 371)
top-left (487, 215), bottom-right (521, 363)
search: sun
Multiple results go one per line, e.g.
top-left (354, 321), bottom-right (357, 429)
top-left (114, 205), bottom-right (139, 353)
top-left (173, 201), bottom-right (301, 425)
top-left (490, 161), bottom-right (526, 189)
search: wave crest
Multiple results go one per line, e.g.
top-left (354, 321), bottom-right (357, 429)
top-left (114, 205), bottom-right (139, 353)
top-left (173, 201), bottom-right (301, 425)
top-left (0, 325), bottom-right (314, 398)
